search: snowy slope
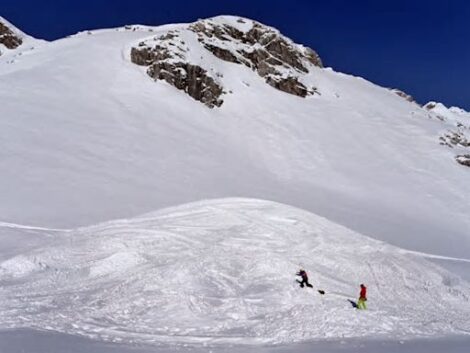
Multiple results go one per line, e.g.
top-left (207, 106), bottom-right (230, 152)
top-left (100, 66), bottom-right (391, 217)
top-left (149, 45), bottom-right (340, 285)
top-left (423, 101), bottom-right (470, 168)
top-left (0, 16), bottom-right (44, 57)
top-left (0, 15), bottom-right (469, 259)
top-left (425, 101), bottom-right (470, 124)
top-left (1, 199), bottom-right (469, 347)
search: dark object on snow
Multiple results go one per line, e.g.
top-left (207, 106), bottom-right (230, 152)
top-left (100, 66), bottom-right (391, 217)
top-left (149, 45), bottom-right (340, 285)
top-left (296, 269), bottom-right (313, 288)
top-left (348, 299), bottom-right (358, 308)
top-left (317, 289), bottom-right (325, 295)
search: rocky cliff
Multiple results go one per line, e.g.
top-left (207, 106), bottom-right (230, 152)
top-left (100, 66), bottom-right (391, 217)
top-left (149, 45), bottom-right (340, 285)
top-left (0, 20), bottom-right (23, 52)
top-left (131, 16), bottom-right (322, 108)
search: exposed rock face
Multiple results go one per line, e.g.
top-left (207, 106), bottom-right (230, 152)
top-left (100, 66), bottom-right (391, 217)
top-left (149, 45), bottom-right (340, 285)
top-left (426, 102), bottom-right (470, 167)
top-left (130, 16), bottom-right (323, 107)
top-left (424, 102), bottom-right (436, 110)
top-left (0, 21), bottom-right (22, 50)
top-left (439, 131), bottom-right (470, 148)
top-left (131, 31), bottom-right (224, 108)
top-left (438, 126), bottom-right (470, 168)
top-left (266, 76), bottom-right (309, 97)
top-left (390, 88), bottom-right (416, 104)
top-left (203, 43), bottom-right (240, 63)
top-left (148, 62), bottom-right (223, 108)
top-left (189, 18), bottom-right (322, 98)
top-left (456, 155), bottom-right (470, 167)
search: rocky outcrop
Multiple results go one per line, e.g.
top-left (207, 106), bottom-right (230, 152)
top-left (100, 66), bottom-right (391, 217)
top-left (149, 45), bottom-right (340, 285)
top-left (390, 88), bottom-right (416, 104)
top-left (424, 102), bottom-right (436, 110)
top-left (438, 126), bottom-right (470, 167)
top-left (148, 62), bottom-right (223, 108)
top-left (266, 76), bottom-right (309, 97)
top-left (130, 45), bottom-right (171, 65)
top-left (190, 18), bottom-right (322, 98)
top-left (427, 102), bottom-right (470, 167)
top-left (131, 31), bottom-right (224, 108)
top-left (0, 21), bottom-right (22, 50)
top-left (439, 131), bottom-right (470, 148)
top-left (203, 43), bottom-right (240, 63)
top-left (456, 155), bottom-right (470, 167)
top-left (131, 17), bottom-right (323, 107)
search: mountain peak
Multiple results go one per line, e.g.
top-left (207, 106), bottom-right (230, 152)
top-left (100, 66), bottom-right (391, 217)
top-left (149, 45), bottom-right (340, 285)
top-left (130, 16), bottom-right (323, 107)
top-left (425, 100), bottom-right (468, 112)
top-left (424, 101), bottom-right (470, 120)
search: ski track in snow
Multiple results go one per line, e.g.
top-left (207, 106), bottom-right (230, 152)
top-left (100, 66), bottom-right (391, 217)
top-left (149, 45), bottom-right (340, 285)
top-left (0, 221), bottom-right (68, 232)
top-left (0, 199), bottom-right (469, 348)
top-left (398, 249), bottom-right (470, 264)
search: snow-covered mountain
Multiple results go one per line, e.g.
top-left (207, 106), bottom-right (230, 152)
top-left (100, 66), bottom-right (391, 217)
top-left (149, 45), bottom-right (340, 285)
top-left (1, 14), bottom-right (470, 351)
top-left (1, 199), bottom-right (469, 346)
top-left (0, 15), bottom-right (469, 258)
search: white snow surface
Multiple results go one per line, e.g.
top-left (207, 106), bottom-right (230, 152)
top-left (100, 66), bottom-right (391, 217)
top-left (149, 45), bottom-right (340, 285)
top-left (0, 15), bottom-right (469, 258)
top-left (0, 198), bottom-right (469, 347)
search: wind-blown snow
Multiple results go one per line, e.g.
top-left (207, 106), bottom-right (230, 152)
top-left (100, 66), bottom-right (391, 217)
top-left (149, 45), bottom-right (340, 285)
top-left (1, 199), bottom-right (469, 347)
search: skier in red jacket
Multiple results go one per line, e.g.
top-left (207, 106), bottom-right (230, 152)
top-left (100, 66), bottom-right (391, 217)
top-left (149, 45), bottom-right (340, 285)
top-left (296, 269), bottom-right (313, 288)
top-left (357, 284), bottom-right (367, 309)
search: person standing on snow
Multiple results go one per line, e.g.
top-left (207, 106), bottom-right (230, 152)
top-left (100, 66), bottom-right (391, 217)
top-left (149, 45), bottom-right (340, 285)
top-left (357, 284), bottom-right (367, 309)
top-left (296, 269), bottom-right (313, 288)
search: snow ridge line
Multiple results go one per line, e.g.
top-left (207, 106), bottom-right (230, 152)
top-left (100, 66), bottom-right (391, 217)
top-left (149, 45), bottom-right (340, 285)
top-left (399, 249), bottom-right (470, 264)
top-left (0, 221), bottom-right (68, 232)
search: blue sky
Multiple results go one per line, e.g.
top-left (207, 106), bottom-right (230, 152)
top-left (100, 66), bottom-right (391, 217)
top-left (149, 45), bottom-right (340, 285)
top-left (1, 0), bottom-right (469, 109)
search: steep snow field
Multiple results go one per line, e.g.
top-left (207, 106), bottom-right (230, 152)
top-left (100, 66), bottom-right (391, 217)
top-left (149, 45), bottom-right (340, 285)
top-left (1, 199), bottom-right (469, 348)
top-left (0, 16), bottom-right (469, 257)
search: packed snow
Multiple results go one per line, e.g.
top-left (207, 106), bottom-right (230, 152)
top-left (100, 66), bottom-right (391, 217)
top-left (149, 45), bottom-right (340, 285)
top-left (1, 199), bottom-right (469, 348)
